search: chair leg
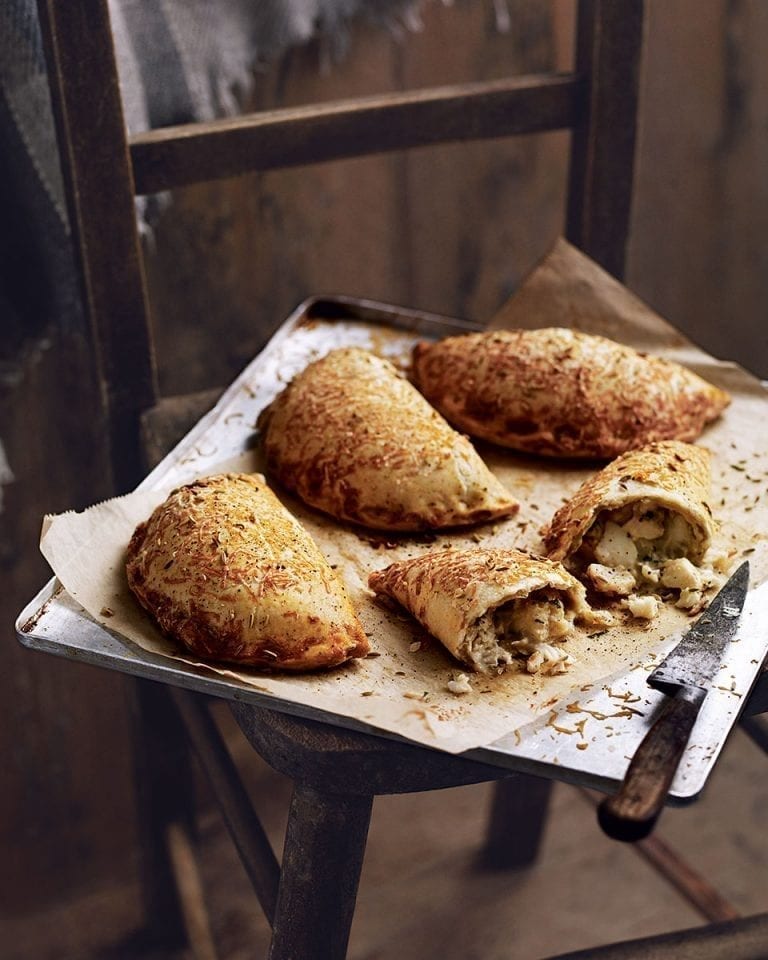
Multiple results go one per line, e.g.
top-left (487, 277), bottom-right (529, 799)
top-left (128, 678), bottom-right (197, 951)
top-left (481, 775), bottom-right (553, 869)
top-left (170, 689), bottom-right (280, 924)
top-left (269, 783), bottom-right (374, 960)
top-left (166, 821), bottom-right (219, 960)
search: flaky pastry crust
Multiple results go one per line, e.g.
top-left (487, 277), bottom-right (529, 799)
top-left (543, 441), bottom-right (715, 564)
top-left (126, 473), bottom-right (369, 670)
top-left (412, 328), bottom-right (730, 458)
top-left (369, 547), bottom-right (594, 674)
top-left (259, 347), bottom-right (518, 530)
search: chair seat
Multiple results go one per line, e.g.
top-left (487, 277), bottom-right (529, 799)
top-left (140, 388), bottom-right (224, 470)
top-left (230, 702), bottom-right (514, 795)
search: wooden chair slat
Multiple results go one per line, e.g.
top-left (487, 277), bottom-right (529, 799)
top-left (129, 73), bottom-right (585, 194)
top-left (566, 0), bottom-right (646, 279)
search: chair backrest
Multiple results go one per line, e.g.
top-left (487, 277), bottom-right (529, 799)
top-left (36, 0), bottom-right (645, 492)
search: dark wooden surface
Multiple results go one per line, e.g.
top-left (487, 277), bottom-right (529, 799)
top-left (4, 0), bottom-right (768, 935)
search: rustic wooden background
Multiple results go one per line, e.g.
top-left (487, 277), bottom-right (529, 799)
top-left (2, 0), bottom-right (767, 926)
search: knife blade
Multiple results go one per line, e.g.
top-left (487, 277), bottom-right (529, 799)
top-left (598, 560), bottom-right (750, 842)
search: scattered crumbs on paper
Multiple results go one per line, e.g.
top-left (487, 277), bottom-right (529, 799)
top-left (566, 702), bottom-right (645, 722)
top-left (547, 710), bottom-right (588, 739)
top-left (715, 682), bottom-right (743, 698)
top-left (606, 686), bottom-right (642, 704)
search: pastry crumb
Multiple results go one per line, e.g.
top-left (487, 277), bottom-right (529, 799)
top-left (446, 672), bottom-right (472, 695)
top-left (624, 594), bottom-right (660, 620)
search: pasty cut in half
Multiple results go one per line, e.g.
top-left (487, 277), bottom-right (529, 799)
top-left (368, 548), bottom-right (597, 675)
top-left (411, 328), bottom-right (730, 458)
top-left (543, 441), bottom-right (718, 616)
top-left (258, 347), bottom-right (518, 531)
top-left (126, 473), bottom-right (369, 670)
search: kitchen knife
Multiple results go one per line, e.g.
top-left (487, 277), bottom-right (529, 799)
top-left (598, 560), bottom-right (750, 842)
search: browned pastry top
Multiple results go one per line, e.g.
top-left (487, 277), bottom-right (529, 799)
top-left (412, 328), bottom-right (730, 458)
top-left (259, 346), bottom-right (518, 530)
top-left (542, 440), bottom-right (715, 564)
top-left (126, 472), bottom-right (369, 670)
top-left (369, 547), bottom-right (594, 674)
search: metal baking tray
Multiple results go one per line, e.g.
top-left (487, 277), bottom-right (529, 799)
top-left (16, 296), bottom-right (768, 801)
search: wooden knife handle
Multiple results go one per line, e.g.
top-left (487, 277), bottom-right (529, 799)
top-left (598, 686), bottom-right (705, 842)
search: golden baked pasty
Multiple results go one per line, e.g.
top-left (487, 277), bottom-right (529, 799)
top-left (543, 441), bottom-right (717, 613)
top-left (411, 328), bottom-right (730, 458)
top-left (369, 547), bottom-right (595, 675)
top-left (126, 473), bottom-right (369, 670)
top-left (258, 347), bottom-right (518, 531)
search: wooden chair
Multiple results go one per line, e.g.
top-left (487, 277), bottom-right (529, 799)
top-left (37, 1), bottom-right (648, 957)
top-left (543, 911), bottom-right (768, 960)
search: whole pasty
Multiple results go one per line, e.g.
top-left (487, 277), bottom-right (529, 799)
top-left (411, 328), bottom-right (730, 458)
top-left (258, 347), bottom-right (518, 530)
top-left (368, 547), bottom-right (596, 675)
top-left (126, 473), bottom-right (369, 670)
top-left (543, 441), bottom-right (717, 613)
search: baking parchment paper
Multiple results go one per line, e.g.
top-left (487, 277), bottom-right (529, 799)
top-left (39, 240), bottom-right (768, 754)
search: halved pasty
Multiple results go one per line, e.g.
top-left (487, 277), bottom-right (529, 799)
top-left (543, 441), bottom-right (717, 613)
top-left (368, 547), bottom-right (596, 675)
top-left (258, 347), bottom-right (518, 531)
top-left (126, 473), bottom-right (369, 670)
top-left (411, 328), bottom-right (730, 458)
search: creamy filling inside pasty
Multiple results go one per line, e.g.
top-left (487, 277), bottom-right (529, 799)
top-left (573, 499), bottom-right (715, 614)
top-left (465, 589), bottom-right (577, 675)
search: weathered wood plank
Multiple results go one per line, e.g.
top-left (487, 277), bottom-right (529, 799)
top-left (143, 22), bottom-right (411, 396)
top-left (397, 0), bottom-right (569, 321)
top-left (629, 0), bottom-right (768, 379)
top-left (566, 0), bottom-right (645, 280)
top-left (130, 74), bottom-right (584, 194)
top-left (1, 332), bottom-right (134, 912)
top-left (37, 0), bottom-right (158, 491)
